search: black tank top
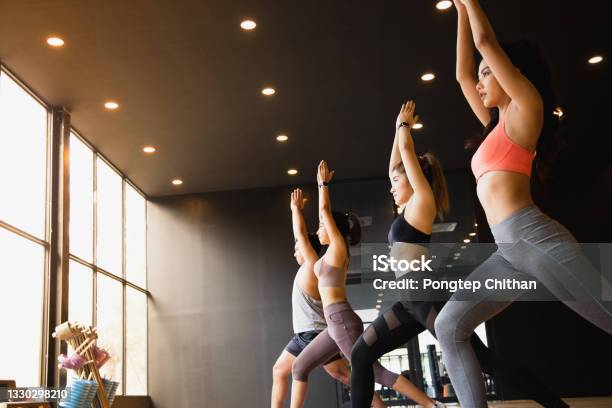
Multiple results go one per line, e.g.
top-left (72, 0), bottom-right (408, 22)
top-left (388, 215), bottom-right (431, 245)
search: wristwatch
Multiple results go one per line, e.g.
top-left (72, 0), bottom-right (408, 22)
top-left (319, 181), bottom-right (329, 187)
top-left (398, 122), bottom-right (411, 130)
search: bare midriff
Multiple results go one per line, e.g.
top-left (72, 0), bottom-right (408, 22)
top-left (477, 171), bottom-right (534, 226)
top-left (319, 286), bottom-right (348, 309)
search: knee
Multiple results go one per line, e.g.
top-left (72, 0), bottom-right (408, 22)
top-left (434, 307), bottom-right (466, 346)
top-left (291, 358), bottom-right (310, 382)
top-left (325, 364), bottom-right (350, 385)
top-left (273, 360), bottom-right (290, 381)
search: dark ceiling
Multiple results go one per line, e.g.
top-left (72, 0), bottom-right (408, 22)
top-left (0, 0), bottom-right (609, 197)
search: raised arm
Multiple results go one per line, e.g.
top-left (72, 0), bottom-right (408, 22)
top-left (396, 102), bottom-right (435, 217)
top-left (390, 108), bottom-right (419, 177)
top-left (460, 0), bottom-right (543, 113)
top-left (317, 160), bottom-right (347, 266)
top-left (454, 0), bottom-right (490, 125)
top-left (290, 189), bottom-right (318, 264)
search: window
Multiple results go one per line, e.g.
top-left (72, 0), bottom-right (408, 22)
top-left (0, 70), bottom-right (49, 387)
top-left (68, 133), bottom-right (148, 395)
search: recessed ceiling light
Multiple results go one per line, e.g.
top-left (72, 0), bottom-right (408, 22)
top-left (454, 253), bottom-right (461, 257)
top-left (104, 101), bottom-right (119, 110)
top-left (460, 245), bottom-right (467, 249)
top-left (375, 305), bottom-right (381, 309)
top-left (474, 223), bottom-right (478, 227)
top-left (47, 37), bottom-right (65, 47)
top-left (421, 73), bottom-right (435, 81)
top-left (262, 87), bottom-right (276, 96)
top-left (172, 179), bottom-right (183, 186)
top-left (436, 1), bottom-right (453, 10)
top-left (240, 20), bottom-right (256, 30)
top-left (378, 293), bottom-right (384, 297)
top-left (446, 264), bottom-right (453, 268)
top-left (412, 122), bottom-right (423, 130)
top-left (276, 134), bottom-right (288, 142)
top-left (376, 300), bottom-right (382, 303)
top-left (143, 146), bottom-right (156, 154)
top-left (469, 232), bottom-right (476, 237)
top-left (553, 107), bottom-right (564, 118)
top-left (287, 169), bottom-right (298, 175)
top-left (463, 238), bottom-right (471, 243)
top-left (588, 55), bottom-right (603, 64)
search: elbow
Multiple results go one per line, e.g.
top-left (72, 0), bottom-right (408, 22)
top-left (474, 33), bottom-right (492, 51)
top-left (456, 70), bottom-right (475, 84)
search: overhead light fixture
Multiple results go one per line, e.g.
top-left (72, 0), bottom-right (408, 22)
top-left (240, 20), bottom-right (256, 30)
top-left (588, 55), bottom-right (603, 64)
top-left (446, 264), bottom-right (453, 268)
top-left (104, 101), bottom-right (119, 110)
top-left (553, 107), bottom-right (564, 118)
top-left (454, 253), bottom-right (461, 257)
top-left (463, 238), bottom-right (471, 243)
top-left (172, 179), bottom-right (183, 186)
top-left (46, 37), bottom-right (65, 47)
top-left (469, 232), bottom-right (476, 237)
top-left (412, 122), bottom-right (423, 130)
top-left (143, 146), bottom-right (156, 154)
top-left (375, 305), bottom-right (381, 309)
top-left (276, 134), bottom-right (288, 142)
top-left (460, 245), bottom-right (467, 249)
top-left (474, 223), bottom-right (478, 227)
top-left (262, 87), bottom-right (276, 96)
top-left (287, 169), bottom-right (298, 175)
top-left (377, 300), bottom-right (382, 303)
top-left (436, 1), bottom-right (453, 10)
top-left (421, 73), bottom-right (435, 81)
top-left (378, 293), bottom-right (384, 297)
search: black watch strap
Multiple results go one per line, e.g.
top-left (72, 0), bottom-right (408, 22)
top-left (398, 121), bottom-right (410, 130)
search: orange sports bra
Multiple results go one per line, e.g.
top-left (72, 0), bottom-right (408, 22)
top-left (471, 116), bottom-right (535, 181)
top-left (314, 258), bottom-right (347, 287)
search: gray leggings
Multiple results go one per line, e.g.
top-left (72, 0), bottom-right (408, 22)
top-left (292, 301), bottom-right (398, 388)
top-left (435, 205), bottom-right (612, 408)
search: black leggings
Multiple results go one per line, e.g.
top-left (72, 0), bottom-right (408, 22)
top-left (350, 300), bottom-right (568, 408)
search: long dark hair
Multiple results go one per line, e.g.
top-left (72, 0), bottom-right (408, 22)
top-left (468, 41), bottom-right (558, 179)
top-left (332, 211), bottom-right (362, 246)
top-left (392, 152), bottom-right (450, 221)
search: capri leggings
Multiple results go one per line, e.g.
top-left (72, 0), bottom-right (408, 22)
top-left (292, 301), bottom-right (398, 388)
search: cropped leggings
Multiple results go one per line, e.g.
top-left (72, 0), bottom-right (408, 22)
top-left (292, 301), bottom-right (398, 388)
top-left (435, 205), bottom-right (612, 408)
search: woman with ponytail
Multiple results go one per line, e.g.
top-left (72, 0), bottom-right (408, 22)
top-left (433, 1), bottom-right (612, 407)
top-left (350, 101), bottom-right (569, 408)
top-left (289, 160), bottom-right (435, 408)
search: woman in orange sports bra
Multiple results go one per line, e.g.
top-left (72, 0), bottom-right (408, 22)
top-left (434, 1), bottom-right (612, 407)
top-left (289, 160), bottom-right (442, 408)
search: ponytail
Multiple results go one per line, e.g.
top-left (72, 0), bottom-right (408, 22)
top-left (418, 152), bottom-right (450, 221)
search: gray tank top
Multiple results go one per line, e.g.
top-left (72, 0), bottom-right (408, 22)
top-left (292, 275), bottom-right (327, 333)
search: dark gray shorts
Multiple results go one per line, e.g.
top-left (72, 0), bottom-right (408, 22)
top-left (285, 330), bottom-right (342, 363)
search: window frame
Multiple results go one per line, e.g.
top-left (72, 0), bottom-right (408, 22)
top-left (68, 130), bottom-right (149, 395)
